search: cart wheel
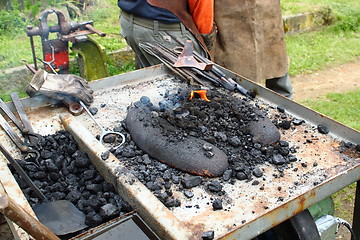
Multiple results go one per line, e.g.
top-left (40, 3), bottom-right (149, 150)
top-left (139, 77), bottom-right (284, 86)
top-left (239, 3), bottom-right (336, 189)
top-left (254, 209), bottom-right (321, 240)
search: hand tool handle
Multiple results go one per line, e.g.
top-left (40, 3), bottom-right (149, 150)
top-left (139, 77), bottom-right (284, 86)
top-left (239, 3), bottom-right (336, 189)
top-left (21, 59), bottom-right (37, 74)
top-left (79, 101), bottom-right (105, 131)
top-left (10, 93), bottom-right (34, 134)
top-left (0, 194), bottom-right (59, 240)
top-left (85, 24), bottom-right (106, 37)
top-left (0, 99), bottom-right (24, 131)
top-left (0, 143), bottom-right (46, 201)
top-left (0, 114), bottom-right (29, 153)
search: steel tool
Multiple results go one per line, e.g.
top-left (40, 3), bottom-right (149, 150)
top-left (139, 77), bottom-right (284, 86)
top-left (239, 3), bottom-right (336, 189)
top-left (140, 40), bottom-right (252, 97)
top-left (79, 101), bottom-right (126, 148)
top-left (174, 40), bottom-right (252, 97)
top-left (0, 95), bottom-right (42, 147)
top-left (0, 143), bottom-right (87, 236)
top-left (173, 40), bottom-right (212, 70)
top-left (0, 192), bottom-right (60, 240)
top-left (0, 100), bottom-right (41, 165)
top-left (0, 113), bottom-right (40, 163)
top-left (10, 92), bottom-right (41, 148)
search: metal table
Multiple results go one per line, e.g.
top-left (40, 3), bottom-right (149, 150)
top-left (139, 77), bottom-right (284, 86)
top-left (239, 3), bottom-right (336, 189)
top-left (0, 64), bottom-right (359, 240)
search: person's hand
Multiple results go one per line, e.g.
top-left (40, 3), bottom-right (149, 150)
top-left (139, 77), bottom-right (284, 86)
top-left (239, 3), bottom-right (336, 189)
top-left (27, 69), bottom-right (94, 105)
top-left (201, 23), bottom-right (217, 51)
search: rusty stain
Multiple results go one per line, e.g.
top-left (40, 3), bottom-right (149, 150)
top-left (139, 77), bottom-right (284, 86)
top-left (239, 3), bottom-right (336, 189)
top-left (0, 71), bottom-right (359, 240)
top-left (184, 222), bottom-right (206, 239)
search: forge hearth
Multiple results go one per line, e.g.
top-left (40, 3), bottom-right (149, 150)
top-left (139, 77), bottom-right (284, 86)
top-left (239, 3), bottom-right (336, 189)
top-left (108, 87), bottom-right (300, 209)
top-left (1, 65), bottom-right (359, 240)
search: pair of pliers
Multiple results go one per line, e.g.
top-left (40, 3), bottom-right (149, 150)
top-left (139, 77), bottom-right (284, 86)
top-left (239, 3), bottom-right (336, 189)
top-left (0, 93), bottom-right (42, 165)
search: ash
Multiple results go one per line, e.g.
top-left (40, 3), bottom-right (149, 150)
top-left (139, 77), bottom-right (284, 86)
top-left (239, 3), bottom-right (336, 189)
top-left (10, 130), bottom-right (133, 231)
top-left (111, 88), bottom-right (299, 209)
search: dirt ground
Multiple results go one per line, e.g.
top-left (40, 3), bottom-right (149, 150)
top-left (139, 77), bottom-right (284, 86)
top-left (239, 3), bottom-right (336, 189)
top-left (292, 59), bottom-right (360, 102)
top-left (291, 59), bottom-right (360, 240)
top-left (0, 60), bottom-right (359, 239)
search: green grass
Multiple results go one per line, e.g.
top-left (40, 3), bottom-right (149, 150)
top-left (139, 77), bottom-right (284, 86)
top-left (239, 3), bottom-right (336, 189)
top-left (281, 0), bottom-right (360, 16)
top-left (284, 0), bottom-right (360, 76)
top-left (80, 1), bottom-right (127, 53)
top-left (301, 90), bottom-right (360, 130)
top-left (286, 30), bottom-right (360, 76)
top-left (332, 182), bottom-right (357, 222)
top-left (0, 0), bottom-right (126, 70)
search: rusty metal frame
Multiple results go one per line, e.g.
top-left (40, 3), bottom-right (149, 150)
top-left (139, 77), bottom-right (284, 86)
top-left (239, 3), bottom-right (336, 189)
top-left (0, 64), bottom-right (359, 239)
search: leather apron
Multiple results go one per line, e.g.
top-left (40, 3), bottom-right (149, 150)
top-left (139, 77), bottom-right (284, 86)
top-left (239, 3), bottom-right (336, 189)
top-left (214, 0), bottom-right (289, 81)
top-left (147, 0), bottom-right (210, 56)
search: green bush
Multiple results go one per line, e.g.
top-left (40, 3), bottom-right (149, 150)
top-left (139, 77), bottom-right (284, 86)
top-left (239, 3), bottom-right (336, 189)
top-left (0, 10), bottom-right (28, 36)
top-left (331, 8), bottom-right (360, 32)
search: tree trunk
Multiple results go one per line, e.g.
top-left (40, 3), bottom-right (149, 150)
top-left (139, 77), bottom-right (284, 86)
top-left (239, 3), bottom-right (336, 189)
top-left (5, 0), bottom-right (12, 10)
top-left (18, 0), bottom-right (24, 10)
top-left (0, 0), bottom-right (6, 10)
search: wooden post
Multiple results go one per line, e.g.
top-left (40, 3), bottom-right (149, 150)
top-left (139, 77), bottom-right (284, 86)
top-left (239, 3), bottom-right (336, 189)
top-left (0, 194), bottom-right (60, 240)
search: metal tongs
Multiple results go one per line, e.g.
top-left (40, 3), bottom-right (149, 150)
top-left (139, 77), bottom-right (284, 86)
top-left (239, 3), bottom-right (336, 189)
top-left (0, 93), bottom-right (42, 165)
top-left (79, 101), bottom-right (125, 149)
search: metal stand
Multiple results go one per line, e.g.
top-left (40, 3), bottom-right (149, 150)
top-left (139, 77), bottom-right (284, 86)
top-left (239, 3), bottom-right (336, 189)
top-left (353, 180), bottom-right (360, 240)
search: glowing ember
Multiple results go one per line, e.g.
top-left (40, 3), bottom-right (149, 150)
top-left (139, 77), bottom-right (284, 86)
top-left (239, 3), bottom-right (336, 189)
top-left (189, 90), bottom-right (210, 102)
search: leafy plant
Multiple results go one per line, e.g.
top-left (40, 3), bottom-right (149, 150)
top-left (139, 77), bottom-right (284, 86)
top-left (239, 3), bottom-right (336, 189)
top-left (0, 10), bottom-right (28, 36)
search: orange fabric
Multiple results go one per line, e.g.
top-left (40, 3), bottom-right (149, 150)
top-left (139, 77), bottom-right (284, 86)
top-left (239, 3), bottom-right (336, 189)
top-left (188, 0), bottom-right (214, 34)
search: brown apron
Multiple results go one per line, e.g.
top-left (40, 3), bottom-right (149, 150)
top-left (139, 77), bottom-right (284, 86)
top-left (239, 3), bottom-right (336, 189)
top-left (147, 0), bottom-right (210, 56)
top-left (214, 0), bottom-right (289, 81)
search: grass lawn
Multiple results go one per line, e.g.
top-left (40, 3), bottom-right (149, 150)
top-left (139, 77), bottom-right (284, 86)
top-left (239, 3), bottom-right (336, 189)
top-left (301, 90), bottom-right (360, 131)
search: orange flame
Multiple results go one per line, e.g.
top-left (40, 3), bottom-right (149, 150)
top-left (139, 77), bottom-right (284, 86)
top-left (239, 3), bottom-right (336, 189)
top-left (189, 90), bottom-right (210, 102)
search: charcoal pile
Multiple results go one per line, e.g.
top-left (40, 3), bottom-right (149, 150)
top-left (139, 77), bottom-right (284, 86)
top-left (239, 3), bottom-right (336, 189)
top-left (10, 130), bottom-right (133, 230)
top-left (111, 87), bottom-right (299, 209)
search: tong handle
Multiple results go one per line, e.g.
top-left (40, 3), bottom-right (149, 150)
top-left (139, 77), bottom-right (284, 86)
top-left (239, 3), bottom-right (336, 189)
top-left (0, 114), bottom-right (29, 152)
top-left (0, 143), bottom-right (46, 201)
top-left (0, 99), bottom-right (24, 131)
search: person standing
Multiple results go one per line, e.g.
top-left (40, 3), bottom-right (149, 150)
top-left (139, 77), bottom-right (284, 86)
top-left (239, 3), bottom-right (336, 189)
top-left (117, 0), bottom-right (216, 68)
top-left (214, 0), bottom-right (294, 98)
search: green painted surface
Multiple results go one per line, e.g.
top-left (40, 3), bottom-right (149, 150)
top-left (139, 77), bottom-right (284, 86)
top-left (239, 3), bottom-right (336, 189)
top-left (308, 197), bottom-right (335, 221)
top-left (71, 37), bottom-right (110, 81)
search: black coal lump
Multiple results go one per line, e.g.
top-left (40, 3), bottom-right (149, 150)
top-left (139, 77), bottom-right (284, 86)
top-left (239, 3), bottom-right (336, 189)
top-left (99, 203), bottom-right (120, 219)
top-left (317, 124), bottom-right (329, 134)
top-left (207, 181), bottom-right (223, 192)
top-left (212, 199), bottom-right (223, 210)
top-left (181, 176), bottom-right (202, 189)
top-left (202, 230), bottom-right (215, 240)
top-left (9, 130), bottom-right (134, 231)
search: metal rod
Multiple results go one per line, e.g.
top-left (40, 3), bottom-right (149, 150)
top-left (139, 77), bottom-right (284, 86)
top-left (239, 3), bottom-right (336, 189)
top-left (174, 38), bottom-right (251, 97)
top-left (85, 24), bottom-right (106, 37)
top-left (0, 143), bottom-right (46, 201)
top-left (10, 92), bottom-right (39, 147)
top-left (0, 114), bottom-right (29, 152)
top-left (21, 60), bottom-right (37, 74)
top-left (29, 36), bottom-right (38, 70)
top-left (0, 99), bottom-right (24, 131)
top-left (353, 180), bottom-right (360, 240)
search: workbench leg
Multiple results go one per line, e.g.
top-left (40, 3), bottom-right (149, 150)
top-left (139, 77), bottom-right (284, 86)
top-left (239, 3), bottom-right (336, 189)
top-left (353, 180), bottom-right (360, 240)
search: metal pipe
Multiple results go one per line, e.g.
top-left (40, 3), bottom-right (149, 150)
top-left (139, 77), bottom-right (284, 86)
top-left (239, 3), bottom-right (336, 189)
top-left (29, 36), bottom-right (38, 70)
top-left (0, 143), bottom-right (46, 201)
top-left (353, 180), bottom-right (360, 240)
